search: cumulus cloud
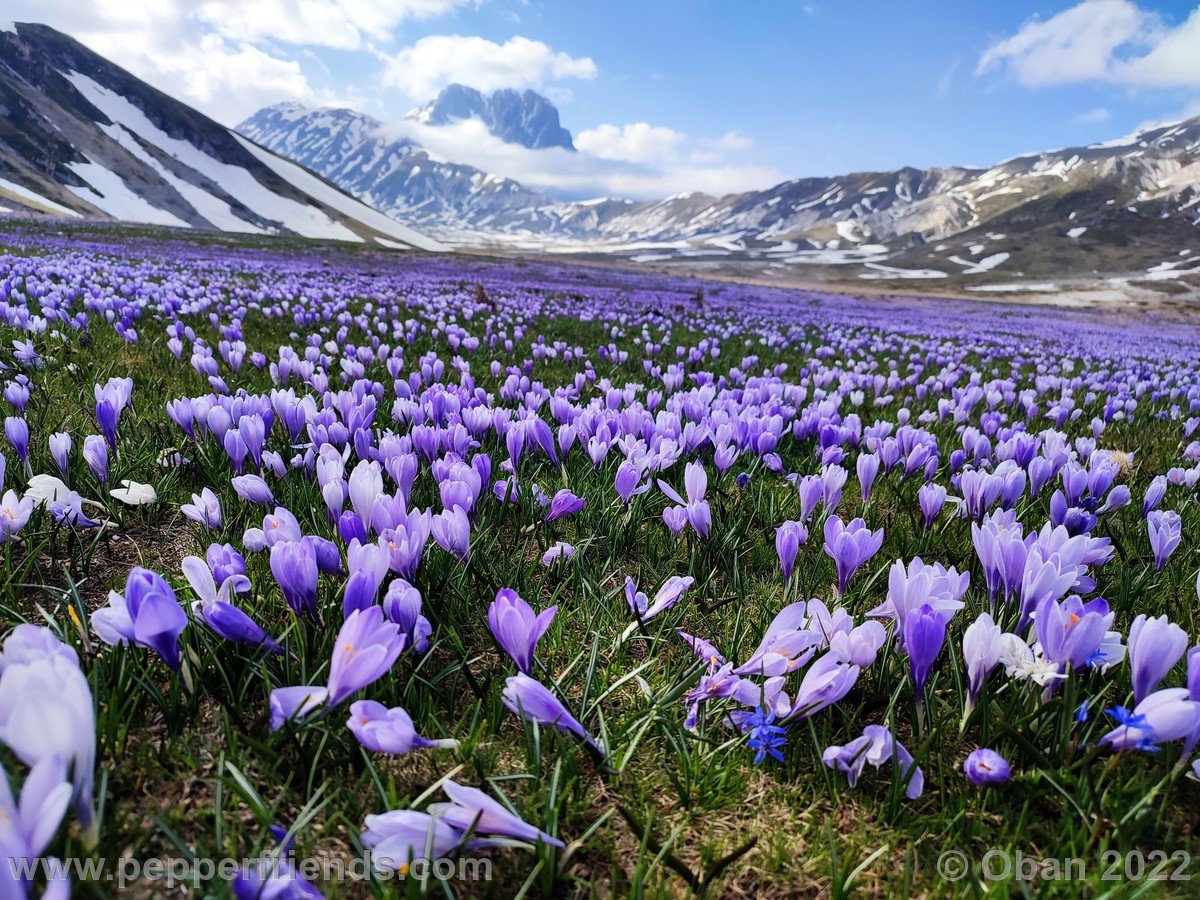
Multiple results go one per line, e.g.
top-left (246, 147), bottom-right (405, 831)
top-left (576, 123), bottom-right (685, 163)
top-left (378, 35), bottom-right (597, 99)
top-left (977, 0), bottom-right (1200, 89)
top-left (5, 1), bottom-right (775, 198)
top-left (4, 0), bottom-right (472, 123)
top-left (382, 116), bottom-right (779, 200)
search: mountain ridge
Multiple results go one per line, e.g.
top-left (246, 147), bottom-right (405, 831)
top-left (405, 84), bottom-right (575, 151)
top-left (0, 23), bottom-right (442, 250)
top-left (239, 95), bottom-right (1200, 289)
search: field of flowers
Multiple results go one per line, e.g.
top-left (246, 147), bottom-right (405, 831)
top-left (0, 220), bottom-right (1198, 897)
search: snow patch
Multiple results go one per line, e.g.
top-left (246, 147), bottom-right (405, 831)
top-left (859, 263), bottom-right (948, 280)
top-left (236, 136), bottom-right (442, 250)
top-left (967, 283), bottom-right (1058, 293)
top-left (66, 160), bottom-right (191, 228)
top-left (948, 252), bottom-right (1009, 274)
top-left (67, 73), bottom-right (364, 241)
top-left (0, 176), bottom-right (81, 218)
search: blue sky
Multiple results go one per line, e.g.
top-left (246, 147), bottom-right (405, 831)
top-left (12, 0), bottom-right (1200, 198)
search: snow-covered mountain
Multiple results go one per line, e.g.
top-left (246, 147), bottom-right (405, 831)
top-left (239, 93), bottom-right (1200, 271)
top-left (405, 84), bottom-right (575, 151)
top-left (0, 23), bottom-right (442, 249)
top-left (238, 104), bottom-right (558, 234)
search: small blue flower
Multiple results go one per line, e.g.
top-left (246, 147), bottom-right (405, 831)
top-left (745, 707), bottom-right (787, 765)
top-left (1075, 700), bottom-right (1089, 723)
top-left (1105, 706), bottom-right (1149, 731)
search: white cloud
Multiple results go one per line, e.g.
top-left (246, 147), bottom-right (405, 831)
top-left (384, 117), bottom-right (780, 200)
top-left (5, 1), bottom-right (775, 198)
top-left (378, 34), bottom-right (597, 99)
top-left (1116, 6), bottom-right (1200, 86)
top-left (4, 0), bottom-right (472, 123)
top-left (978, 1), bottom-right (1200, 89)
top-left (195, 0), bottom-right (477, 51)
top-left (705, 131), bottom-right (755, 152)
top-left (1075, 106), bottom-right (1111, 123)
top-left (576, 122), bottom-right (685, 163)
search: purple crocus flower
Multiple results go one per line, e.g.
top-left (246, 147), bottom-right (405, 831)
top-left (828, 621), bottom-right (887, 667)
top-left (501, 673), bottom-right (600, 753)
top-left (361, 810), bottom-right (465, 870)
top-left (857, 452), bottom-right (880, 504)
top-left (821, 465), bottom-right (847, 512)
top-left (342, 539), bottom-right (390, 617)
top-left (544, 488), bottom-right (585, 523)
top-left (269, 540), bottom-right (320, 618)
top-left (658, 461), bottom-right (711, 538)
top-left (4, 417), bottom-right (28, 466)
top-left (1127, 614), bottom-right (1188, 704)
top-left (93, 378), bottom-right (132, 451)
top-left (614, 459), bottom-right (648, 504)
top-left (347, 701), bottom-right (458, 754)
top-left (2, 381), bottom-right (29, 415)
top-left (822, 724), bottom-right (923, 799)
top-left (48, 433), bottom-right (71, 477)
top-left (795, 474), bottom-right (823, 521)
top-left (231, 474), bottom-right (274, 506)
top-left (0, 754), bottom-right (72, 874)
top-left (0, 626), bottom-right (97, 834)
top-left (91, 567), bottom-right (188, 671)
top-left (662, 505), bottom-right (687, 535)
top-left (378, 509), bottom-right (431, 579)
top-left (207, 543), bottom-right (247, 586)
top-left (822, 516), bottom-right (884, 596)
top-left (269, 607), bottom-right (403, 730)
top-left (1101, 690), bottom-right (1200, 752)
top-left (233, 858), bottom-right (322, 900)
top-left (683, 662), bottom-right (743, 729)
top-left (47, 490), bottom-right (100, 529)
top-left (0, 490), bottom-right (33, 543)
top-left (430, 781), bottom-right (564, 848)
top-left (165, 399), bottom-right (195, 441)
top-left (918, 483), bottom-right (947, 529)
top-left (962, 613), bottom-right (1004, 712)
top-left (787, 652), bottom-right (861, 719)
top-left (625, 575), bottom-right (694, 623)
top-left (1143, 476), bottom-right (1167, 518)
top-left (775, 520), bottom-right (808, 581)
top-left (381, 578), bottom-right (432, 654)
top-left (733, 601), bottom-right (819, 676)
top-left (81, 435), bottom-right (108, 485)
top-left (94, 399), bottom-right (118, 450)
top-left (269, 686), bottom-right (329, 731)
top-left (431, 506), bottom-right (471, 560)
top-left (488, 589), bottom-right (556, 675)
top-left (180, 488), bottom-right (222, 530)
top-left (677, 629), bottom-right (726, 671)
top-left (541, 541), bottom-right (575, 565)
top-left (963, 748), bottom-right (1011, 785)
top-left (1147, 509), bottom-right (1181, 572)
top-left (904, 603), bottom-right (949, 701)
top-left (326, 606), bottom-right (403, 705)
top-left (183, 556), bottom-right (280, 655)
top-left (1034, 595), bottom-right (1114, 671)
